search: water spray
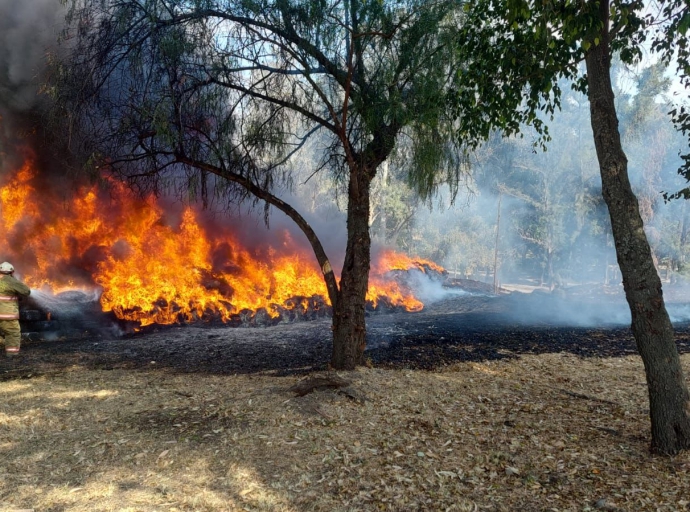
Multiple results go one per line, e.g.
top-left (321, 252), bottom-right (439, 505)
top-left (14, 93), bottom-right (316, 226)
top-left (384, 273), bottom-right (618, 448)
top-left (27, 288), bottom-right (103, 318)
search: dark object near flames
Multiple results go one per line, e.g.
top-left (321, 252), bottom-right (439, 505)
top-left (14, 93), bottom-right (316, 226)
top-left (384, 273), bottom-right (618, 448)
top-left (21, 290), bottom-right (115, 340)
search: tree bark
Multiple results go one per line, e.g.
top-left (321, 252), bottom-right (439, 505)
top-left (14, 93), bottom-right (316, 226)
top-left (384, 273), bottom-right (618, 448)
top-left (331, 165), bottom-right (372, 370)
top-left (585, 0), bottom-right (690, 454)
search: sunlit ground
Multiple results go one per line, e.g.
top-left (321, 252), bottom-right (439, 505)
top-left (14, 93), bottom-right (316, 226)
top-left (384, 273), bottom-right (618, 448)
top-left (1, 353), bottom-right (689, 511)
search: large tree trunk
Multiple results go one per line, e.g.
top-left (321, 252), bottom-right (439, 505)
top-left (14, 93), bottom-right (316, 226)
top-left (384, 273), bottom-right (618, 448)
top-left (585, 0), bottom-right (690, 454)
top-left (331, 166), bottom-right (372, 370)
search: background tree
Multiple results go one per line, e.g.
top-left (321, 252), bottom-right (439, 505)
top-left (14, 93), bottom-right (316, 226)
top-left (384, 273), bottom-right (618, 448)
top-left (381, 59), bottom-right (687, 290)
top-left (656, 0), bottom-right (690, 201)
top-left (457, 0), bottom-right (690, 454)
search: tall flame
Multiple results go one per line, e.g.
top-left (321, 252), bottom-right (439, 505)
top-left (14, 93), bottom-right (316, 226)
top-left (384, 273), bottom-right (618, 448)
top-left (0, 154), bottom-right (442, 326)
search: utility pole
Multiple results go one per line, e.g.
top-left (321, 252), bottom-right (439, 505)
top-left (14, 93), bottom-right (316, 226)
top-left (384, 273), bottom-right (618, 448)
top-left (493, 191), bottom-right (502, 295)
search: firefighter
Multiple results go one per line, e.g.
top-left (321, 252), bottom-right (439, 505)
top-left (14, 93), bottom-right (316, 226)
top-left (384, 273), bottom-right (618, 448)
top-left (0, 262), bottom-right (31, 356)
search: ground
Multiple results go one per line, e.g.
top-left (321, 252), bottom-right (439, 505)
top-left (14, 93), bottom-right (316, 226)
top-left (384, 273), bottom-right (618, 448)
top-left (1, 292), bottom-right (690, 511)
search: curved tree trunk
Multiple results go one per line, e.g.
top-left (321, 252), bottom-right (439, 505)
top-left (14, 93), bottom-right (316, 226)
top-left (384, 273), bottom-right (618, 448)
top-left (585, 0), bottom-right (690, 455)
top-left (331, 165), bottom-right (372, 370)
top-left (176, 155), bottom-right (341, 307)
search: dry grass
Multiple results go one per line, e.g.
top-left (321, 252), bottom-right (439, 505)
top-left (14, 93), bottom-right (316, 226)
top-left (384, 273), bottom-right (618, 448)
top-left (1, 352), bottom-right (690, 512)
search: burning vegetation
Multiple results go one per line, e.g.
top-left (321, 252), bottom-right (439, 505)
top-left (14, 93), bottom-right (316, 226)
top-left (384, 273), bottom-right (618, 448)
top-left (0, 152), bottom-right (443, 330)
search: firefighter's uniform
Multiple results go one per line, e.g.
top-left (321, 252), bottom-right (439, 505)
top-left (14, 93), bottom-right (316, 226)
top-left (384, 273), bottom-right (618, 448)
top-left (0, 273), bottom-right (30, 355)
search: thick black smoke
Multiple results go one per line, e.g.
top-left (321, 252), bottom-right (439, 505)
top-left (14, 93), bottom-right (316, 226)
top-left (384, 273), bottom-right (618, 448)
top-left (0, 0), bottom-right (70, 175)
top-left (1, 1), bottom-right (117, 216)
top-left (0, 0), bottom-right (64, 116)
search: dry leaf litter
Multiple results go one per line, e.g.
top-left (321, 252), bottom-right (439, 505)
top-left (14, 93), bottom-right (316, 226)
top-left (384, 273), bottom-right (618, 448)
top-left (1, 353), bottom-right (689, 511)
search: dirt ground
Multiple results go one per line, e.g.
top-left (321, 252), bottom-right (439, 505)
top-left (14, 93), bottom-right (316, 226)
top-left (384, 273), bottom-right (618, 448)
top-left (2, 292), bottom-right (690, 512)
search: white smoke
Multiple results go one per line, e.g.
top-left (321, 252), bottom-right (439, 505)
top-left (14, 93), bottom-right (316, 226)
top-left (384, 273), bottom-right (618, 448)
top-left (405, 269), bottom-right (469, 305)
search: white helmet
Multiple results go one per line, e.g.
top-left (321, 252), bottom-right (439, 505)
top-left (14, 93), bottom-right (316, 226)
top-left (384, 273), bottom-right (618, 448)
top-left (0, 262), bottom-right (14, 274)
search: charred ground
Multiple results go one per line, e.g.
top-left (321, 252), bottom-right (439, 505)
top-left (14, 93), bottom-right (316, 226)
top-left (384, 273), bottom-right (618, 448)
top-left (3, 289), bottom-right (690, 379)
top-left (3, 287), bottom-right (690, 512)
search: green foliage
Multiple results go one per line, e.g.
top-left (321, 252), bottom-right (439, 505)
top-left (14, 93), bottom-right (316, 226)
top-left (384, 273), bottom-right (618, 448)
top-left (449, 0), bottom-right (580, 152)
top-left (457, 0), bottom-right (690, 206)
top-left (52, 0), bottom-right (483, 205)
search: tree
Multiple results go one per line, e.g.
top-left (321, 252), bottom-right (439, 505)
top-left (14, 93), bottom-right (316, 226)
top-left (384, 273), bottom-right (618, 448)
top-left (619, 64), bottom-right (678, 271)
top-left (51, 0), bottom-right (498, 369)
top-left (459, 0), bottom-right (690, 454)
top-left (585, 0), bottom-right (690, 454)
top-left (492, 139), bottom-right (573, 288)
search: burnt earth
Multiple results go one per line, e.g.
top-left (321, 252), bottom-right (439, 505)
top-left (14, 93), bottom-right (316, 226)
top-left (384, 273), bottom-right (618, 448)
top-left (3, 292), bottom-right (690, 379)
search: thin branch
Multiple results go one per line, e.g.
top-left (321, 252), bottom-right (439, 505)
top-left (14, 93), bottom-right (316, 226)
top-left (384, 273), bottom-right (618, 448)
top-left (165, 9), bottom-right (352, 88)
top-left (203, 74), bottom-right (337, 134)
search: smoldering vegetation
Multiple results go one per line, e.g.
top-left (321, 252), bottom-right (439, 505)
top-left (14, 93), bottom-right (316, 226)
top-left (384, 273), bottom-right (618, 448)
top-left (0, 2), bottom-right (689, 336)
top-left (256, 64), bottom-right (690, 331)
top-left (351, 64), bottom-right (690, 329)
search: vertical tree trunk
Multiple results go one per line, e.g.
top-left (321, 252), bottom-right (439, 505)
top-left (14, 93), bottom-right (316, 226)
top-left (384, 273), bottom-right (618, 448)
top-left (331, 166), bottom-right (372, 370)
top-left (585, 0), bottom-right (690, 454)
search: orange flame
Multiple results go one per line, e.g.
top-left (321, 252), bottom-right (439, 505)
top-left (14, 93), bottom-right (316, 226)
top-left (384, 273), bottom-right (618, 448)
top-left (373, 249), bottom-right (447, 276)
top-left (0, 154), bottom-right (443, 326)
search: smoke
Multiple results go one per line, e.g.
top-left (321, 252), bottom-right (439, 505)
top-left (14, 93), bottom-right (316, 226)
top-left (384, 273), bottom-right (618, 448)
top-left (0, 0), bottom-right (74, 201)
top-left (184, 152), bottom-right (353, 273)
top-left (668, 304), bottom-right (690, 324)
top-left (0, 0), bottom-right (65, 116)
top-left (403, 269), bottom-right (469, 305)
top-left (29, 287), bottom-right (101, 312)
top-left (402, 75), bottom-right (690, 329)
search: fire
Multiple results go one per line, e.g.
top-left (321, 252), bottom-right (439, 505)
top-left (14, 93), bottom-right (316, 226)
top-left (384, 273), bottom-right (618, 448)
top-left (0, 153), bottom-right (442, 326)
top-left (373, 249), bottom-right (447, 276)
top-left (0, 159), bottom-right (39, 231)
